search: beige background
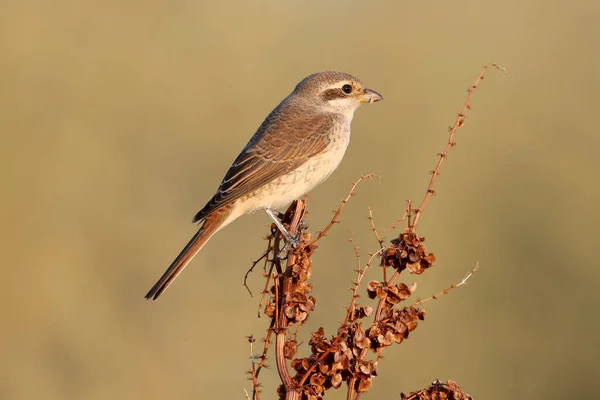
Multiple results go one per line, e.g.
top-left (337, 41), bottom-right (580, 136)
top-left (2, 0), bottom-right (599, 399)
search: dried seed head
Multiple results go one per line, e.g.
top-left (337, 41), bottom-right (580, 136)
top-left (367, 306), bottom-right (425, 353)
top-left (401, 379), bottom-right (473, 400)
top-left (283, 340), bottom-right (298, 360)
top-left (383, 231), bottom-right (436, 274)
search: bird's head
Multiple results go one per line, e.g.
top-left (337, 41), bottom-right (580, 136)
top-left (291, 71), bottom-right (383, 116)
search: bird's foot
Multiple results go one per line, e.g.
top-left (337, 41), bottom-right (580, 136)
top-left (265, 207), bottom-right (302, 258)
top-left (276, 232), bottom-right (300, 259)
top-left (282, 230), bottom-right (300, 248)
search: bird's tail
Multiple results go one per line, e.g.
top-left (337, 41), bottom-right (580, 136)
top-left (145, 206), bottom-right (232, 300)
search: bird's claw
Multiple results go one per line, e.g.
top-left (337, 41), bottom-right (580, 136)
top-left (276, 232), bottom-right (300, 259)
top-left (288, 235), bottom-right (300, 249)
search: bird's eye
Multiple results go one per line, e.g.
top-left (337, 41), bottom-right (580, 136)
top-left (341, 84), bottom-right (353, 94)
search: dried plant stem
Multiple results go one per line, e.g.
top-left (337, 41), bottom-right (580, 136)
top-left (346, 234), bottom-right (364, 320)
top-left (344, 247), bottom-right (385, 325)
top-left (244, 242), bottom-right (272, 296)
top-left (348, 235), bottom-right (361, 270)
top-left (255, 319), bottom-right (274, 375)
top-left (304, 174), bottom-right (379, 247)
top-left (368, 207), bottom-right (384, 248)
top-left (273, 200), bottom-right (306, 399)
top-left (247, 337), bottom-right (261, 400)
top-left (412, 263), bottom-right (480, 306)
top-left (256, 271), bottom-right (276, 318)
top-left (374, 271), bottom-right (401, 321)
top-left (387, 200), bottom-right (412, 231)
top-left (410, 63), bottom-right (505, 231)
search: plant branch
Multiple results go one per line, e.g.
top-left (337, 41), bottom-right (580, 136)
top-left (304, 174), bottom-right (379, 248)
top-left (412, 262), bottom-right (480, 306)
top-left (409, 63), bottom-right (505, 231)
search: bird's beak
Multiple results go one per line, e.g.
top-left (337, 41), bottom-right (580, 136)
top-left (360, 88), bottom-right (383, 103)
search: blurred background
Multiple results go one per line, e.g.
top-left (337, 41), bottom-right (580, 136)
top-left (2, 0), bottom-right (599, 399)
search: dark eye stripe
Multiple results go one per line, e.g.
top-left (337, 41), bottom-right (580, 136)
top-left (321, 88), bottom-right (346, 101)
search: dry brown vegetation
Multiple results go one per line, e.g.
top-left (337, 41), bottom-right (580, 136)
top-left (244, 65), bottom-right (503, 400)
top-left (4, 2), bottom-right (600, 399)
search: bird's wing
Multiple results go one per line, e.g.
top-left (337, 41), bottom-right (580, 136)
top-left (192, 111), bottom-right (335, 223)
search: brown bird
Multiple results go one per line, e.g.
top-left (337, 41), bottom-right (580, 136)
top-left (145, 71), bottom-right (382, 300)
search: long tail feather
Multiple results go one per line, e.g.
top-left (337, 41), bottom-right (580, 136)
top-left (145, 207), bottom-right (231, 300)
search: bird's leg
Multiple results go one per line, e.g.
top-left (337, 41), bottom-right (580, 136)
top-left (265, 208), bottom-right (300, 257)
top-left (271, 210), bottom-right (286, 220)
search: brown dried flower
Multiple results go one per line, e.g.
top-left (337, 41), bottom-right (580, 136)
top-left (383, 231), bottom-right (436, 274)
top-left (401, 379), bottom-right (473, 400)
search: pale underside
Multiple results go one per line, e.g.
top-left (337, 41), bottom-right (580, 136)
top-left (219, 120), bottom-right (351, 229)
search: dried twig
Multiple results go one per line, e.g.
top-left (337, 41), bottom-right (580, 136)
top-left (368, 207), bottom-right (384, 249)
top-left (409, 63), bottom-right (505, 231)
top-left (254, 318), bottom-right (274, 377)
top-left (304, 174), bottom-right (379, 247)
top-left (387, 200), bottom-right (412, 231)
top-left (344, 247), bottom-right (385, 325)
top-left (412, 262), bottom-right (480, 306)
top-left (348, 233), bottom-right (362, 278)
top-left (244, 241), bottom-right (272, 297)
top-left (246, 335), bottom-right (261, 400)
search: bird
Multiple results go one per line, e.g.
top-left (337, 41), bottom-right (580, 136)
top-left (145, 71), bottom-right (383, 300)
